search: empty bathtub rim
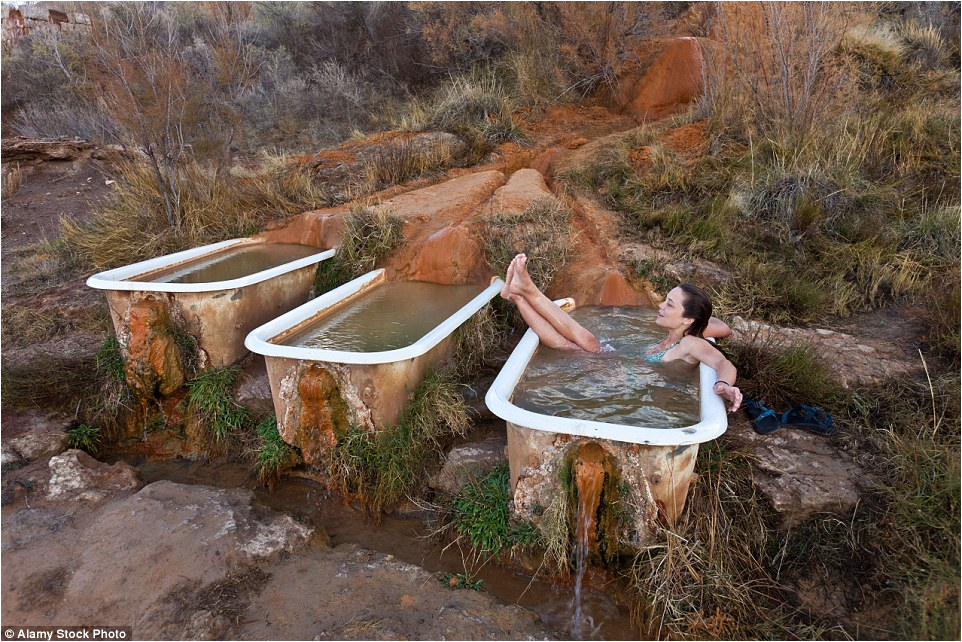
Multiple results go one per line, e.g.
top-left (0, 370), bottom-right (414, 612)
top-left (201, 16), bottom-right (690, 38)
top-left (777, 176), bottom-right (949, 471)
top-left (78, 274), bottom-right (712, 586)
top-left (244, 269), bottom-right (505, 365)
top-left (85, 238), bottom-right (336, 293)
top-left (484, 298), bottom-right (728, 447)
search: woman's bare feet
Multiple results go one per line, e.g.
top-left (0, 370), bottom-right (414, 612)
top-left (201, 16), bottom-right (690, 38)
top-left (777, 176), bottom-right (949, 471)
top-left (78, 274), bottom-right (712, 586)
top-left (500, 257), bottom-right (516, 300)
top-left (508, 254), bottom-right (537, 298)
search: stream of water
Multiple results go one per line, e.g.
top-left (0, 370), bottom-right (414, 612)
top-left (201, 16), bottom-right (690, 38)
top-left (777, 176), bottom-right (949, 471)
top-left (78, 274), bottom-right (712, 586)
top-left (133, 457), bottom-right (640, 640)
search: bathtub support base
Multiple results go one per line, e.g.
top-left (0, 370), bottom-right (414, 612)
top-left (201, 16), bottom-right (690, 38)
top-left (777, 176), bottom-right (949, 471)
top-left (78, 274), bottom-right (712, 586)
top-left (507, 422), bottom-right (698, 549)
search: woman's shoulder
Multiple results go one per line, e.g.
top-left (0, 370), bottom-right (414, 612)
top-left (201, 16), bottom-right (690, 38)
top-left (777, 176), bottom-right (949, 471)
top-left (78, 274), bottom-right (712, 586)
top-left (679, 335), bottom-right (715, 354)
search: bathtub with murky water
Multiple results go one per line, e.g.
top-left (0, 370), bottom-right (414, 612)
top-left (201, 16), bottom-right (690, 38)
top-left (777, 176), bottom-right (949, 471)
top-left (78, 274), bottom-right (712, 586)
top-left (245, 269), bottom-right (502, 464)
top-left (86, 238), bottom-right (335, 392)
top-left (485, 298), bottom-right (728, 544)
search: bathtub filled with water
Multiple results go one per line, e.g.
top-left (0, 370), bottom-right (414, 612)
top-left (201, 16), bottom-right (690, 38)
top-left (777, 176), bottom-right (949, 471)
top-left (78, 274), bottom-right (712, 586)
top-left (86, 238), bottom-right (335, 372)
top-left (245, 269), bottom-right (502, 464)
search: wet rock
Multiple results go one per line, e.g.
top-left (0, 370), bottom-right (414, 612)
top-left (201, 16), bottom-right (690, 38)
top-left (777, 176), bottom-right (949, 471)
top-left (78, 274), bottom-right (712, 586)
top-left (1, 412), bottom-right (72, 463)
top-left (244, 544), bottom-right (559, 641)
top-left (122, 295), bottom-right (187, 397)
top-left (429, 434), bottom-right (507, 495)
top-left (730, 317), bottom-right (923, 387)
top-left (46, 449), bottom-right (141, 502)
top-left (727, 423), bottom-right (863, 528)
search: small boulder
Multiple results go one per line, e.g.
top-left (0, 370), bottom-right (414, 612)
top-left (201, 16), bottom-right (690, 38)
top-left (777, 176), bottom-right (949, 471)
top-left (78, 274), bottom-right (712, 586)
top-left (46, 449), bottom-right (141, 502)
top-left (429, 434), bottom-right (507, 495)
top-left (727, 425), bottom-right (863, 528)
top-left (1, 413), bottom-right (72, 463)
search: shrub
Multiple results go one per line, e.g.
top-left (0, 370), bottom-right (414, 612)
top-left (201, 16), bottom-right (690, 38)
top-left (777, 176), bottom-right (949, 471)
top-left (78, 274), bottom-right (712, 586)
top-left (62, 158), bottom-right (331, 270)
top-left (401, 74), bottom-right (527, 163)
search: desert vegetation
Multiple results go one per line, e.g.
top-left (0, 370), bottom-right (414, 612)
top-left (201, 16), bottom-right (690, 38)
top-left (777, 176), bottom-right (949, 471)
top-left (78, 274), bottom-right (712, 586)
top-left (2, 1), bottom-right (959, 640)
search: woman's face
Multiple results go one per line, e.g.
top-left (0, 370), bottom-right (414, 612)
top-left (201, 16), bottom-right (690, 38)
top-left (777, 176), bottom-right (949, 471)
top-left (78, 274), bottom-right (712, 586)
top-left (655, 286), bottom-right (694, 331)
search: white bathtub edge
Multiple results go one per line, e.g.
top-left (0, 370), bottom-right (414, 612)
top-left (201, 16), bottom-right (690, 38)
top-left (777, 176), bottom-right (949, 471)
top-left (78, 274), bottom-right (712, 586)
top-left (484, 300), bottom-right (728, 447)
top-left (86, 239), bottom-right (336, 293)
top-left (245, 273), bottom-right (504, 365)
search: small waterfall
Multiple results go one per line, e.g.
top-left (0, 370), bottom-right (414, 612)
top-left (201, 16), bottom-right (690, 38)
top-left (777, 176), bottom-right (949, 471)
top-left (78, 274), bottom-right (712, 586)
top-left (571, 443), bottom-right (607, 639)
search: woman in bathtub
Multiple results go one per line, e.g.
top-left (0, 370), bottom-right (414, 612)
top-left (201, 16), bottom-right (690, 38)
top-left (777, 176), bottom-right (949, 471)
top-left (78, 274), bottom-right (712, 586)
top-left (500, 254), bottom-right (743, 413)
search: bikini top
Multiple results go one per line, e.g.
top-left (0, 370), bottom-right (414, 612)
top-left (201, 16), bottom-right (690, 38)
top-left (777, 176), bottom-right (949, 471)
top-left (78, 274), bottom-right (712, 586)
top-left (643, 340), bottom-right (681, 363)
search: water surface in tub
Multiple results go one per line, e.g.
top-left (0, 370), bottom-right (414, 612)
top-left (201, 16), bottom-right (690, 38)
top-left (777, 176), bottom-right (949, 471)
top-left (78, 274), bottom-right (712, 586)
top-left (514, 306), bottom-right (699, 427)
top-left (284, 281), bottom-right (485, 352)
top-left (131, 243), bottom-right (321, 284)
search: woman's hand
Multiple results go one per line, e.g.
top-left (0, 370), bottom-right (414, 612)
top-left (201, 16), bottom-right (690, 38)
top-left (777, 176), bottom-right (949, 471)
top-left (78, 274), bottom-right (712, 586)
top-left (713, 381), bottom-right (742, 413)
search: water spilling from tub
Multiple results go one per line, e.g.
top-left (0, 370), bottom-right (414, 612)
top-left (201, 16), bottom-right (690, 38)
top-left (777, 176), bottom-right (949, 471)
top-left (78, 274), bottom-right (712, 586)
top-left (514, 305), bottom-right (699, 427)
top-left (572, 442), bottom-right (607, 639)
top-left (132, 243), bottom-right (321, 284)
top-left (283, 281), bottom-right (484, 352)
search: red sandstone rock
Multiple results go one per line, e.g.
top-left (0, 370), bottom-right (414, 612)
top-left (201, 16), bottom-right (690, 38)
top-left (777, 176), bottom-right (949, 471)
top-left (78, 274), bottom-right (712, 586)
top-left (483, 168), bottom-right (554, 216)
top-left (615, 37), bottom-right (719, 122)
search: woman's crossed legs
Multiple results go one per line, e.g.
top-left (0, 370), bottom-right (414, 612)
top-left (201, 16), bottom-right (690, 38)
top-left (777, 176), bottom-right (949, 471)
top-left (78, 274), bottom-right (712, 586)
top-left (501, 254), bottom-right (601, 352)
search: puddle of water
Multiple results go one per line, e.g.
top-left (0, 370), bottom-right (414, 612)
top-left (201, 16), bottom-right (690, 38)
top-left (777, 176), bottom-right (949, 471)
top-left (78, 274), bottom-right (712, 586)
top-left (132, 243), bottom-right (321, 284)
top-left (514, 305), bottom-right (699, 427)
top-left (133, 458), bottom-right (639, 641)
top-left (283, 281), bottom-right (485, 352)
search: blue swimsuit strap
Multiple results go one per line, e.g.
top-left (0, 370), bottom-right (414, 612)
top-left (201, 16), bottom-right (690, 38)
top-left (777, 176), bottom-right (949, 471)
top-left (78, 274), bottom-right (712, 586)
top-left (645, 340), bottom-right (681, 362)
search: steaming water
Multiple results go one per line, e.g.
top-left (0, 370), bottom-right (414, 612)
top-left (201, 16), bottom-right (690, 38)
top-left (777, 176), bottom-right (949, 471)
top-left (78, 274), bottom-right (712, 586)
top-left (283, 281), bottom-right (485, 352)
top-left (514, 306), bottom-right (699, 427)
top-left (133, 243), bottom-right (321, 284)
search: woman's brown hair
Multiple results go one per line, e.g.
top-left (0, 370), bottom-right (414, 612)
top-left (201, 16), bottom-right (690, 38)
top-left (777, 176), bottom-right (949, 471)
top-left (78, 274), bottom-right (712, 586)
top-left (679, 283), bottom-right (712, 338)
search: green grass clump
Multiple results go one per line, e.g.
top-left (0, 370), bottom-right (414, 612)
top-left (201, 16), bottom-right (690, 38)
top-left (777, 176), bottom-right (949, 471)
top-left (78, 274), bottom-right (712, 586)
top-left (186, 366), bottom-right (251, 442)
top-left (327, 369), bottom-right (470, 513)
top-left (252, 416), bottom-right (299, 489)
top-left (66, 424), bottom-right (102, 454)
top-left (449, 464), bottom-right (543, 557)
top-left (437, 572), bottom-right (484, 591)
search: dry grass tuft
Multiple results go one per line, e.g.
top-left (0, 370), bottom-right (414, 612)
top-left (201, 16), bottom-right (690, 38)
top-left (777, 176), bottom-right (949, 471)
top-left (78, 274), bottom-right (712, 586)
top-left (484, 198), bottom-right (577, 292)
top-left (62, 158), bottom-right (333, 270)
top-left (2, 163), bottom-right (23, 199)
top-left (899, 20), bottom-right (949, 70)
top-left (363, 136), bottom-right (459, 191)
